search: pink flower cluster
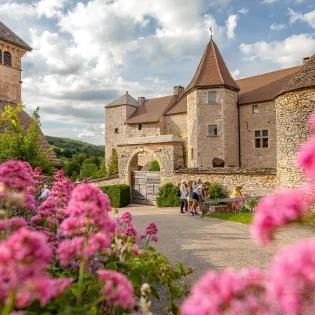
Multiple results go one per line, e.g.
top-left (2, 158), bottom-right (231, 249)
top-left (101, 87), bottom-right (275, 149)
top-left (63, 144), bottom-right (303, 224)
top-left (140, 222), bottom-right (158, 243)
top-left (33, 167), bottom-right (43, 186)
top-left (31, 199), bottom-right (58, 226)
top-left (120, 211), bottom-right (132, 226)
top-left (121, 224), bottom-right (137, 242)
top-left (0, 218), bottom-right (26, 234)
top-left (251, 188), bottom-right (309, 246)
top-left (98, 270), bottom-right (134, 310)
top-left (0, 228), bottom-right (72, 308)
top-left (181, 268), bottom-right (267, 315)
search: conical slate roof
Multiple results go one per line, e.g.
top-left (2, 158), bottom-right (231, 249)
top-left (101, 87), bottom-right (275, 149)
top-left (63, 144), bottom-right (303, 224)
top-left (105, 91), bottom-right (138, 108)
top-left (0, 21), bottom-right (32, 51)
top-left (186, 39), bottom-right (239, 92)
top-left (277, 53), bottom-right (315, 97)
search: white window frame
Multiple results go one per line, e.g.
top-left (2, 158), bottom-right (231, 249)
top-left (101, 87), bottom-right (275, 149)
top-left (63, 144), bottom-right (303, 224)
top-left (254, 130), bottom-right (269, 148)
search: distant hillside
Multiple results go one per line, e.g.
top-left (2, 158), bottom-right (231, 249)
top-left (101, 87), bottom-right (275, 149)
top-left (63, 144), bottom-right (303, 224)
top-left (46, 136), bottom-right (104, 158)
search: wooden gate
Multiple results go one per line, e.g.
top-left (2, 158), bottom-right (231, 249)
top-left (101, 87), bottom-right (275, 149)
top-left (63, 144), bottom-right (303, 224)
top-left (131, 171), bottom-right (160, 206)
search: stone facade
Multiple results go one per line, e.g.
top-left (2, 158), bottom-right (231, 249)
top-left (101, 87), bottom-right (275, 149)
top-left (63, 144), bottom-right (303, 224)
top-left (239, 101), bottom-right (277, 168)
top-left (0, 41), bottom-right (26, 103)
top-left (187, 90), bottom-right (197, 167)
top-left (125, 121), bottom-right (162, 138)
top-left (90, 175), bottom-right (123, 187)
top-left (276, 88), bottom-right (315, 187)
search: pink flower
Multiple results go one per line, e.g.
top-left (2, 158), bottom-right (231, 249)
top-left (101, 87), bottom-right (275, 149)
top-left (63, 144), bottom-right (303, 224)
top-left (297, 137), bottom-right (315, 180)
top-left (54, 170), bottom-right (65, 182)
top-left (81, 178), bottom-right (89, 184)
top-left (151, 235), bottom-right (158, 243)
top-left (251, 188), bottom-right (309, 246)
top-left (121, 224), bottom-right (137, 242)
top-left (98, 270), bottom-right (134, 310)
top-left (120, 212), bottom-right (132, 226)
top-left (31, 199), bottom-right (58, 226)
top-left (84, 233), bottom-right (111, 258)
top-left (57, 237), bottom-right (85, 266)
top-left (0, 218), bottom-right (26, 234)
top-left (267, 239), bottom-right (315, 315)
top-left (181, 268), bottom-right (267, 315)
top-left (145, 222), bottom-right (158, 236)
top-left (132, 245), bottom-right (140, 255)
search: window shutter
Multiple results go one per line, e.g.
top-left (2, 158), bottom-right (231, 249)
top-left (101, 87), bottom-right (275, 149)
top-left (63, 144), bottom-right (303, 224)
top-left (4, 52), bottom-right (12, 67)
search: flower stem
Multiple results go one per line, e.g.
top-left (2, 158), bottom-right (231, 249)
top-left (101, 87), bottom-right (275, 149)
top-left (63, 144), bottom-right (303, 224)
top-left (1, 289), bottom-right (16, 315)
top-left (145, 235), bottom-right (151, 247)
top-left (4, 206), bottom-right (11, 219)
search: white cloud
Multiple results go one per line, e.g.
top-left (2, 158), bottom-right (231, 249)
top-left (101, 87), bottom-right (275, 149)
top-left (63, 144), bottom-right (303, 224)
top-left (270, 23), bottom-right (286, 31)
top-left (231, 69), bottom-right (240, 79)
top-left (288, 8), bottom-right (315, 28)
top-left (226, 15), bottom-right (239, 40)
top-left (77, 124), bottom-right (105, 139)
top-left (0, 3), bottom-right (36, 20)
top-left (262, 0), bottom-right (280, 4)
top-left (239, 33), bottom-right (315, 68)
top-left (238, 8), bottom-right (248, 15)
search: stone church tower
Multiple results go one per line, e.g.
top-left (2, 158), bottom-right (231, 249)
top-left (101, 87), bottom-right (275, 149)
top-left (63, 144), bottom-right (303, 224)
top-left (185, 39), bottom-right (240, 168)
top-left (275, 54), bottom-right (315, 188)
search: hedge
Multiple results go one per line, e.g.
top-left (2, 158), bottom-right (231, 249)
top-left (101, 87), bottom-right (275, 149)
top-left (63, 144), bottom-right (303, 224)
top-left (100, 184), bottom-right (130, 208)
top-left (156, 183), bottom-right (181, 208)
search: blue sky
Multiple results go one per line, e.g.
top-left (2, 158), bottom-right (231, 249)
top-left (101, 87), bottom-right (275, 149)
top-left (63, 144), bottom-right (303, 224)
top-left (0, 0), bottom-right (315, 144)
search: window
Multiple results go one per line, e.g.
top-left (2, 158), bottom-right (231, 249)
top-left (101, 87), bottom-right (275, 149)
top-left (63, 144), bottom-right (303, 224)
top-left (114, 128), bottom-right (118, 133)
top-left (0, 50), bottom-right (2, 64)
top-left (255, 130), bottom-right (268, 148)
top-left (252, 105), bottom-right (258, 114)
top-left (3, 52), bottom-right (12, 67)
top-left (191, 148), bottom-right (194, 160)
top-left (208, 91), bottom-right (217, 104)
top-left (208, 125), bottom-right (218, 137)
top-left (137, 124), bottom-right (142, 131)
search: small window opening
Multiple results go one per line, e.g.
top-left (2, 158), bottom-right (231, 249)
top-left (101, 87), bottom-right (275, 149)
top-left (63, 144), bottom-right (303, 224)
top-left (252, 105), bottom-right (258, 114)
top-left (208, 125), bottom-right (218, 137)
top-left (4, 51), bottom-right (12, 67)
top-left (255, 130), bottom-right (268, 148)
top-left (114, 128), bottom-right (118, 134)
top-left (138, 124), bottom-right (142, 131)
top-left (208, 91), bottom-right (217, 104)
top-left (191, 148), bottom-right (194, 160)
top-left (0, 50), bottom-right (2, 64)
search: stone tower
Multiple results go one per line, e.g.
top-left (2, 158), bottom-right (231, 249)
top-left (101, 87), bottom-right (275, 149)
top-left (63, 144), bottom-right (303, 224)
top-left (104, 91), bottom-right (138, 162)
top-left (186, 39), bottom-right (240, 168)
top-left (0, 22), bottom-right (32, 104)
top-left (275, 54), bottom-right (315, 188)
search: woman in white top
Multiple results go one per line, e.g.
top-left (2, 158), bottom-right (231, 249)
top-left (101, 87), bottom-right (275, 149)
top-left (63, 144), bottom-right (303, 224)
top-left (180, 179), bottom-right (188, 213)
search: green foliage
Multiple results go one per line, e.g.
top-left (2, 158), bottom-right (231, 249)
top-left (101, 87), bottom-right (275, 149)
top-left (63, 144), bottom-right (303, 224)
top-left (149, 160), bottom-right (160, 171)
top-left (248, 198), bottom-right (258, 211)
top-left (156, 183), bottom-right (181, 208)
top-left (0, 105), bottom-right (53, 175)
top-left (81, 163), bottom-right (98, 178)
top-left (108, 148), bottom-right (118, 175)
top-left (63, 160), bottom-right (81, 178)
top-left (101, 184), bottom-right (130, 207)
top-left (46, 135), bottom-right (104, 158)
top-left (205, 213), bottom-right (254, 224)
top-left (208, 182), bottom-right (225, 199)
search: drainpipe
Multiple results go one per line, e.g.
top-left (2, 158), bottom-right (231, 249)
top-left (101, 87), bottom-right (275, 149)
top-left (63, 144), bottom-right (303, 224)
top-left (237, 97), bottom-right (241, 167)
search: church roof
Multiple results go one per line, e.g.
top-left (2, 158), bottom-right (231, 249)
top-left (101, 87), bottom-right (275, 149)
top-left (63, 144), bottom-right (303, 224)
top-left (125, 95), bottom-right (174, 124)
top-left (237, 65), bottom-right (302, 105)
top-left (186, 39), bottom-right (239, 92)
top-left (276, 54), bottom-right (315, 97)
top-left (0, 101), bottom-right (59, 166)
top-left (0, 22), bottom-right (32, 51)
top-left (105, 91), bottom-right (138, 108)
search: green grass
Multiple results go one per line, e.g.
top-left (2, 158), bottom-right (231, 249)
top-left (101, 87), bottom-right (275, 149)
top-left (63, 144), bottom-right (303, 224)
top-left (205, 213), bottom-right (315, 225)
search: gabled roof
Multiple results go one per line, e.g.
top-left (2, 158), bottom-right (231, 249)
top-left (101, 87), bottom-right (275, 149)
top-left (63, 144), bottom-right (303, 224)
top-left (165, 93), bottom-right (187, 115)
top-left (277, 54), bottom-right (315, 97)
top-left (0, 22), bottom-right (32, 51)
top-left (125, 95), bottom-right (174, 124)
top-left (186, 39), bottom-right (239, 92)
top-left (105, 91), bottom-right (138, 108)
top-left (0, 101), bottom-right (59, 166)
top-left (237, 66), bottom-right (302, 105)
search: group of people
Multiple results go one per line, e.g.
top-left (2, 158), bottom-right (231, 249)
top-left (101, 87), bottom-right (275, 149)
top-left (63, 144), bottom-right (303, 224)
top-left (179, 179), bottom-right (244, 215)
top-left (179, 178), bottom-right (210, 216)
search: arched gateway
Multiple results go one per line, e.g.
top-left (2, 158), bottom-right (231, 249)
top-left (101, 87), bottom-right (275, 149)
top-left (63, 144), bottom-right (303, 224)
top-left (116, 135), bottom-right (184, 205)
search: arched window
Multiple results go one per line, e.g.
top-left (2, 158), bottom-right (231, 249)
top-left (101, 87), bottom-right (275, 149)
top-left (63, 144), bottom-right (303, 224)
top-left (4, 51), bottom-right (12, 67)
top-left (0, 50), bottom-right (2, 64)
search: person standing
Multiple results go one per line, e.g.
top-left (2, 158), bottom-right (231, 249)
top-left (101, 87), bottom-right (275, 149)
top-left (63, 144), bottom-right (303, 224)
top-left (230, 185), bottom-right (243, 213)
top-left (180, 179), bottom-right (188, 213)
top-left (191, 181), bottom-right (203, 216)
top-left (202, 181), bottom-right (210, 214)
top-left (186, 180), bottom-right (193, 213)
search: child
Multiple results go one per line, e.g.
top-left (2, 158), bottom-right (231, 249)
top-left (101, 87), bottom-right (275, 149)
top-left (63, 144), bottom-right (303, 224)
top-left (230, 185), bottom-right (243, 213)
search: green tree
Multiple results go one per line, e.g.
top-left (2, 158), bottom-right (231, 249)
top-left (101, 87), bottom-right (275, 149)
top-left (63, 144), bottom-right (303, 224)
top-left (149, 160), bottom-right (160, 171)
top-left (81, 163), bottom-right (98, 178)
top-left (108, 148), bottom-right (118, 175)
top-left (0, 104), bottom-right (53, 174)
top-left (64, 160), bottom-right (80, 178)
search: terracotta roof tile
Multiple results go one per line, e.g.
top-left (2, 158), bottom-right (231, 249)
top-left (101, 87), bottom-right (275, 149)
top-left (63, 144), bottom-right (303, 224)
top-left (0, 101), bottom-right (59, 166)
top-left (277, 54), bottom-right (315, 96)
top-left (125, 95), bottom-right (174, 124)
top-left (186, 39), bottom-right (239, 92)
top-left (0, 22), bottom-right (32, 51)
top-left (165, 93), bottom-right (187, 115)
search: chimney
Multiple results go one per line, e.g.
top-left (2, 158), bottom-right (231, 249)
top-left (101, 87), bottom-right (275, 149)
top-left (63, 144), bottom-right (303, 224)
top-left (138, 97), bottom-right (146, 105)
top-left (173, 86), bottom-right (185, 99)
top-left (303, 57), bottom-right (310, 64)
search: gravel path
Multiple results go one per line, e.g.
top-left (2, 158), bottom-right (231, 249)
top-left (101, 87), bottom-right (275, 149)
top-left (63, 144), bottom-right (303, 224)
top-left (118, 205), bottom-right (315, 314)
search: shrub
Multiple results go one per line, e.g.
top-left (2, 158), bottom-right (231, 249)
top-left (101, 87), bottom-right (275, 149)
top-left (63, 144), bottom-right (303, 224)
top-left (101, 184), bottom-right (130, 207)
top-left (149, 160), bottom-right (160, 171)
top-left (156, 183), bottom-right (181, 208)
top-left (108, 148), bottom-right (118, 175)
top-left (208, 182), bottom-right (225, 199)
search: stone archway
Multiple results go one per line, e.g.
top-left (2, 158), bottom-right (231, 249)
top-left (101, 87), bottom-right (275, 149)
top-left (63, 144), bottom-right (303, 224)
top-left (126, 148), bottom-right (162, 206)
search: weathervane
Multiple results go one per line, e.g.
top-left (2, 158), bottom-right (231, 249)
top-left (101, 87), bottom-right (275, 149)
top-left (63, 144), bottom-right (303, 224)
top-left (209, 27), bottom-right (213, 40)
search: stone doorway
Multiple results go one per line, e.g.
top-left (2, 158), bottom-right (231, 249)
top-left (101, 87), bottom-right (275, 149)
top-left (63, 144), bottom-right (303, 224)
top-left (131, 171), bottom-right (160, 206)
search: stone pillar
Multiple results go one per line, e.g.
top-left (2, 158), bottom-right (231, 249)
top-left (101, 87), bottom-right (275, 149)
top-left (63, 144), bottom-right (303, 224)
top-left (276, 89), bottom-right (315, 187)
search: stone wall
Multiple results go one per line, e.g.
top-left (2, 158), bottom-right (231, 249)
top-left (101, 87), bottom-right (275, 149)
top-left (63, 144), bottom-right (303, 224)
top-left (276, 88), bottom-right (315, 188)
top-left (165, 168), bottom-right (276, 196)
top-left (239, 101), bottom-right (277, 168)
top-left (125, 122), bottom-right (162, 138)
top-left (0, 41), bottom-right (26, 103)
top-left (187, 90), bottom-right (197, 167)
top-left (90, 175), bottom-right (123, 187)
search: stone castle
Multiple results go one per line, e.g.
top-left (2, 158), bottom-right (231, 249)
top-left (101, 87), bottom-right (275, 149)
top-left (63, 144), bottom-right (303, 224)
top-left (0, 22), bottom-right (57, 165)
top-left (105, 37), bottom-right (315, 204)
